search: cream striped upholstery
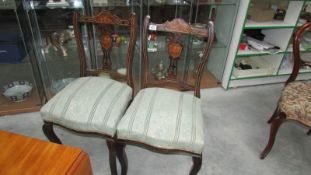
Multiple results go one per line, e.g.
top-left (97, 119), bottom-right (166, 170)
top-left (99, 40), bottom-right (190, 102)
top-left (40, 77), bottom-right (132, 137)
top-left (117, 88), bottom-right (204, 154)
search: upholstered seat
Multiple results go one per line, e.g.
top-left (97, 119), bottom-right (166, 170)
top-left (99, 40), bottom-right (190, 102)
top-left (41, 76), bottom-right (132, 137)
top-left (117, 87), bottom-right (204, 154)
top-left (279, 81), bottom-right (311, 126)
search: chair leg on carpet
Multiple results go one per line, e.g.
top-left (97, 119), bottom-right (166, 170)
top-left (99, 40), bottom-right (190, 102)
top-left (107, 140), bottom-right (118, 175)
top-left (307, 129), bottom-right (311, 135)
top-left (267, 108), bottom-right (279, 124)
top-left (189, 156), bottom-right (202, 175)
top-left (42, 121), bottom-right (62, 144)
top-left (116, 143), bottom-right (128, 175)
top-left (260, 113), bottom-right (285, 159)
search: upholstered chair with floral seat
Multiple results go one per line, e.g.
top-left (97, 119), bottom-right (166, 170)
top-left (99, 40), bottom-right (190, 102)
top-left (40, 11), bottom-right (137, 175)
top-left (116, 16), bottom-right (214, 175)
top-left (260, 22), bottom-right (311, 159)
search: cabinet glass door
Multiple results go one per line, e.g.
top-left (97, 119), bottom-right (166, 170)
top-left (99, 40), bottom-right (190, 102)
top-left (24, 0), bottom-right (86, 100)
top-left (143, 0), bottom-right (194, 85)
top-left (194, 0), bottom-right (240, 83)
top-left (0, 0), bottom-right (43, 115)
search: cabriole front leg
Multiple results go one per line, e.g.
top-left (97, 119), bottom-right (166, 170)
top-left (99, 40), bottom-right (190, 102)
top-left (190, 155), bottom-right (202, 175)
top-left (42, 121), bottom-right (62, 144)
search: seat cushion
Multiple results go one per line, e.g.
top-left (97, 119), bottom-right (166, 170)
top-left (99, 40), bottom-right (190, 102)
top-left (279, 81), bottom-right (311, 126)
top-left (117, 87), bottom-right (204, 154)
top-left (40, 76), bottom-right (132, 137)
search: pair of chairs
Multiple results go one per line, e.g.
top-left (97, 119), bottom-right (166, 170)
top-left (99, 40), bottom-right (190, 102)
top-left (40, 11), bottom-right (214, 175)
top-left (260, 22), bottom-right (311, 159)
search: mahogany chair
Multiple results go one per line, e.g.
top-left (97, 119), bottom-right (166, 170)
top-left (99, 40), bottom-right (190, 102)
top-left (40, 11), bottom-right (137, 175)
top-left (260, 22), bottom-right (311, 159)
top-left (116, 16), bottom-right (214, 174)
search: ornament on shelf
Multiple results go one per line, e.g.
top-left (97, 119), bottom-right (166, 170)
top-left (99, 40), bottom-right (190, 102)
top-left (167, 41), bottom-right (183, 79)
top-left (152, 60), bottom-right (167, 80)
top-left (147, 32), bottom-right (158, 52)
top-left (46, 0), bottom-right (70, 8)
top-left (44, 26), bottom-right (75, 57)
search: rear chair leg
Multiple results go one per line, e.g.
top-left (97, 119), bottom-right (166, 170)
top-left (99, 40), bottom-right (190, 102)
top-left (307, 129), bottom-right (311, 135)
top-left (107, 140), bottom-right (118, 175)
top-left (116, 143), bottom-right (128, 175)
top-left (42, 121), bottom-right (62, 144)
top-left (190, 155), bottom-right (202, 175)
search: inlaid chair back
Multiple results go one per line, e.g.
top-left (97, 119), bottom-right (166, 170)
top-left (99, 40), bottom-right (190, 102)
top-left (142, 15), bottom-right (214, 98)
top-left (260, 22), bottom-right (311, 159)
top-left (73, 11), bottom-right (137, 88)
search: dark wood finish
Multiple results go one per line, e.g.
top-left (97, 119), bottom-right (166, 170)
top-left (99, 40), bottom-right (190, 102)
top-left (286, 23), bottom-right (311, 85)
top-left (42, 121), bottom-right (62, 144)
top-left (142, 15), bottom-right (214, 98)
top-left (167, 41), bottom-right (183, 79)
top-left (41, 11), bottom-right (137, 175)
top-left (267, 108), bottom-right (279, 124)
top-left (154, 18), bottom-right (209, 37)
top-left (261, 22), bottom-right (311, 159)
top-left (107, 140), bottom-right (118, 175)
top-left (0, 130), bottom-right (93, 175)
top-left (190, 156), bottom-right (203, 175)
top-left (116, 143), bottom-right (128, 175)
top-left (119, 15), bottom-right (214, 175)
top-left (260, 112), bottom-right (285, 159)
top-left (73, 10), bottom-right (137, 89)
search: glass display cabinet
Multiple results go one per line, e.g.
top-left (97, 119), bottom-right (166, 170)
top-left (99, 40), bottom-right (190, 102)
top-left (0, 0), bottom-right (241, 115)
top-left (0, 0), bottom-right (44, 115)
top-left (24, 0), bottom-right (142, 98)
top-left (24, 0), bottom-right (86, 100)
top-left (142, 0), bottom-right (196, 86)
top-left (195, 0), bottom-right (240, 85)
top-left (142, 0), bottom-right (240, 88)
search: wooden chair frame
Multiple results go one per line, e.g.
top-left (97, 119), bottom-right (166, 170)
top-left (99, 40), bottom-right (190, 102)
top-left (42, 10), bottom-right (137, 175)
top-left (260, 22), bottom-right (311, 159)
top-left (116, 15), bottom-right (214, 175)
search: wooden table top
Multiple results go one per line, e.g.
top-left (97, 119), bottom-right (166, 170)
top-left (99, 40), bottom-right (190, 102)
top-left (0, 130), bottom-right (93, 175)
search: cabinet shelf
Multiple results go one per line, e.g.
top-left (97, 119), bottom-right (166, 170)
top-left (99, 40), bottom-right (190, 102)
top-left (286, 44), bottom-right (311, 52)
top-left (92, 0), bottom-right (140, 7)
top-left (244, 20), bottom-right (296, 29)
top-left (146, 0), bottom-right (190, 6)
top-left (221, 0), bottom-right (307, 89)
top-left (194, 0), bottom-right (238, 6)
top-left (237, 49), bottom-right (285, 57)
top-left (231, 74), bottom-right (277, 80)
top-left (30, 1), bottom-right (83, 10)
top-left (278, 68), bottom-right (311, 75)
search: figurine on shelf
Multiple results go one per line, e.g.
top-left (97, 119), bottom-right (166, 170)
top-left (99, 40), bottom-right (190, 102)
top-left (152, 60), bottom-right (167, 80)
top-left (111, 32), bottom-right (124, 47)
top-left (46, 0), bottom-right (70, 8)
top-left (44, 26), bottom-right (75, 57)
top-left (147, 32), bottom-right (158, 52)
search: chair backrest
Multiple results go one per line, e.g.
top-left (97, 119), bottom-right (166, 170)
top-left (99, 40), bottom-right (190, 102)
top-left (288, 22), bottom-right (311, 84)
top-left (72, 11), bottom-right (137, 88)
top-left (142, 15), bottom-right (214, 98)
